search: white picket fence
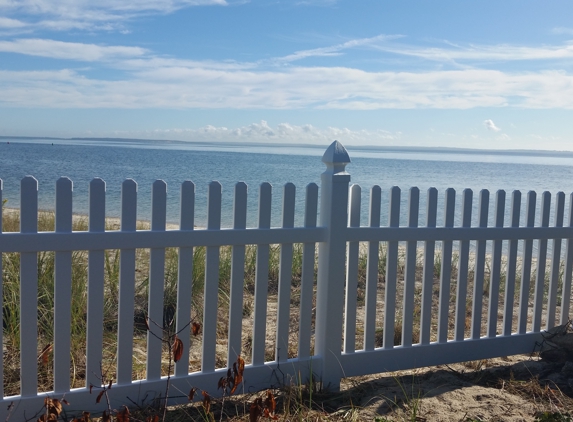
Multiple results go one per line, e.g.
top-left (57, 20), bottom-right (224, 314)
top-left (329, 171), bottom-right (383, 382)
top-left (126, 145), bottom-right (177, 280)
top-left (1, 140), bottom-right (572, 419)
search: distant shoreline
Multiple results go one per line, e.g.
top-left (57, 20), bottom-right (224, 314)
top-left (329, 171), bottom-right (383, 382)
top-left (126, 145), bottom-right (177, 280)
top-left (2, 135), bottom-right (572, 159)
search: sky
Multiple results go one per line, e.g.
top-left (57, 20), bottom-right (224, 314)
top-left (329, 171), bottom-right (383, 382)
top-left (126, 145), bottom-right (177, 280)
top-left (0, 0), bottom-right (572, 150)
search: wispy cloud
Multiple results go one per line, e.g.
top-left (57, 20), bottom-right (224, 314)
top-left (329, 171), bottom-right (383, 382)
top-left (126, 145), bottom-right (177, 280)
top-left (0, 0), bottom-right (228, 33)
top-left (0, 38), bottom-right (147, 61)
top-left (1, 65), bottom-right (572, 110)
top-left (274, 34), bottom-right (403, 63)
top-left (552, 27), bottom-right (573, 35)
top-left (483, 119), bottom-right (501, 132)
top-left (371, 41), bottom-right (573, 62)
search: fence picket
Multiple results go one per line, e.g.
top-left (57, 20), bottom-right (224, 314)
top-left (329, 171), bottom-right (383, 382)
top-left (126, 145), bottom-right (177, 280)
top-left (503, 191), bottom-right (521, 336)
top-left (471, 190), bottom-right (489, 339)
top-left (147, 180), bottom-right (167, 380)
top-left (455, 189), bottom-right (472, 341)
top-left (54, 177), bottom-right (73, 393)
top-left (227, 182), bottom-right (247, 366)
top-left (518, 192), bottom-right (537, 334)
top-left (546, 192), bottom-right (565, 329)
top-left (401, 188), bottom-right (419, 347)
top-left (20, 176), bottom-right (38, 396)
top-left (202, 182), bottom-right (222, 372)
top-left (276, 183), bottom-right (295, 362)
top-left (298, 183), bottom-right (318, 359)
top-left (86, 178), bottom-right (106, 388)
top-left (252, 183), bottom-right (272, 365)
top-left (344, 185), bottom-right (361, 353)
top-left (175, 181), bottom-right (195, 376)
top-left (533, 192), bottom-right (551, 332)
top-left (486, 191), bottom-right (505, 338)
top-left (438, 188), bottom-right (455, 343)
top-left (420, 188), bottom-right (438, 345)
top-left (116, 179), bottom-right (137, 384)
top-left (383, 186), bottom-right (400, 349)
top-left (561, 193), bottom-right (573, 325)
top-left (364, 186), bottom-right (381, 351)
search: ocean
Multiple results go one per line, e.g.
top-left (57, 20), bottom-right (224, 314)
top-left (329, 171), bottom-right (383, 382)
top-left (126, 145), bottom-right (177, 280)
top-left (1, 138), bottom-right (573, 229)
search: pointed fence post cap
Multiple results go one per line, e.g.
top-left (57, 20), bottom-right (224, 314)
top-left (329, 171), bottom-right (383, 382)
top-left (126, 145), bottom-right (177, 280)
top-left (322, 141), bottom-right (350, 175)
top-left (322, 140), bottom-right (350, 165)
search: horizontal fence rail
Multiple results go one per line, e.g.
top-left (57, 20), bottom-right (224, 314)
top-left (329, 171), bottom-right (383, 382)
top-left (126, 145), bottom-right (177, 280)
top-left (0, 140), bottom-right (571, 419)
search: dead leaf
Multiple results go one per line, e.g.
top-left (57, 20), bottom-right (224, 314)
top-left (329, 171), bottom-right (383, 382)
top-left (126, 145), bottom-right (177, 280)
top-left (101, 410), bottom-right (111, 422)
top-left (116, 406), bottom-right (130, 422)
top-left (96, 390), bottom-right (105, 404)
top-left (192, 322), bottom-right (201, 336)
top-left (249, 397), bottom-right (262, 422)
top-left (39, 344), bottom-right (53, 366)
top-left (202, 391), bottom-right (211, 414)
top-left (172, 335), bottom-right (184, 362)
top-left (188, 387), bottom-right (197, 401)
top-left (146, 416), bottom-right (159, 422)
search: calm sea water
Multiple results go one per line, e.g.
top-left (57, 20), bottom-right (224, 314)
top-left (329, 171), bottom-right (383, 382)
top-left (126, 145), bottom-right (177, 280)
top-left (1, 138), bottom-right (573, 229)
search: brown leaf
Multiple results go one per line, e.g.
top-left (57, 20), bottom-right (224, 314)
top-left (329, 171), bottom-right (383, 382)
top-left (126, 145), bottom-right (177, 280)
top-left (96, 390), bottom-right (105, 404)
top-left (172, 335), bottom-right (184, 363)
top-left (101, 410), bottom-right (111, 422)
top-left (217, 376), bottom-right (225, 391)
top-left (49, 398), bottom-right (63, 416)
top-left (188, 387), bottom-right (197, 401)
top-left (237, 355), bottom-right (245, 376)
top-left (265, 390), bottom-right (277, 416)
top-left (249, 398), bottom-right (262, 422)
top-left (146, 416), bottom-right (159, 422)
top-left (116, 406), bottom-right (130, 422)
top-left (81, 411), bottom-right (91, 422)
top-left (202, 391), bottom-right (211, 414)
top-left (39, 344), bottom-right (53, 366)
top-left (192, 322), bottom-right (201, 336)
top-left (108, 379), bottom-right (112, 389)
top-left (62, 399), bottom-right (70, 405)
top-left (89, 385), bottom-right (93, 394)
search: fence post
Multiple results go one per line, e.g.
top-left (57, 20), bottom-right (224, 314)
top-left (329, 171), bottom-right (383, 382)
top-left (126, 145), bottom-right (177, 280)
top-left (314, 140), bottom-right (351, 391)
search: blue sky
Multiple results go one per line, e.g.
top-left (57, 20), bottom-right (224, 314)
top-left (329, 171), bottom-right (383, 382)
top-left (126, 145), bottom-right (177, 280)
top-left (0, 0), bottom-right (572, 150)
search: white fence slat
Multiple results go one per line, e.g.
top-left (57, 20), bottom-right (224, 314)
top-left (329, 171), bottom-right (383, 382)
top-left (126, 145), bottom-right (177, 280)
top-left (227, 182), bottom-right (247, 366)
top-left (560, 193), bottom-right (573, 325)
top-left (487, 190), bottom-right (505, 338)
top-left (364, 186), bottom-right (381, 351)
top-left (20, 176), bottom-right (38, 396)
top-left (518, 192), bottom-right (536, 334)
top-left (471, 189), bottom-right (489, 340)
top-left (275, 183), bottom-right (295, 362)
top-left (438, 188), bottom-right (455, 343)
top-left (147, 180), bottom-right (167, 380)
top-left (298, 183), bottom-right (318, 359)
top-left (503, 190), bottom-right (521, 336)
top-left (420, 188), bottom-right (438, 345)
top-left (86, 178), bottom-right (106, 388)
top-left (344, 185), bottom-right (361, 353)
top-left (175, 181), bottom-right (195, 376)
top-left (533, 191), bottom-right (551, 332)
top-left (54, 177), bottom-right (73, 393)
top-left (401, 187), bottom-right (419, 347)
top-left (383, 186), bottom-right (400, 349)
top-left (454, 189), bottom-right (472, 342)
top-left (202, 182), bottom-right (222, 372)
top-left (547, 192), bottom-right (565, 329)
top-left (116, 179), bottom-right (137, 385)
top-left (252, 183), bottom-right (272, 365)
top-left (0, 179), bottom-right (2, 399)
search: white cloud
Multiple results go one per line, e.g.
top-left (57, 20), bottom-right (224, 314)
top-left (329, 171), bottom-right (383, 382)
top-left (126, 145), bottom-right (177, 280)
top-left (0, 0), bottom-right (228, 32)
top-left (0, 17), bottom-right (27, 28)
top-left (552, 27), bottom-right (573, 35)
top-left (0, 38), bottom-right (147, 61)
top-left (371, 41), bottom-right (573, 62)
top-left (274, 34), bottom-right (402, 63)
top-left (111, 121), bottom-right (401, 145)
top-left (483, 119), bottom-right (501, 132)
top-left (1, 66), bottom-right (573, 110)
